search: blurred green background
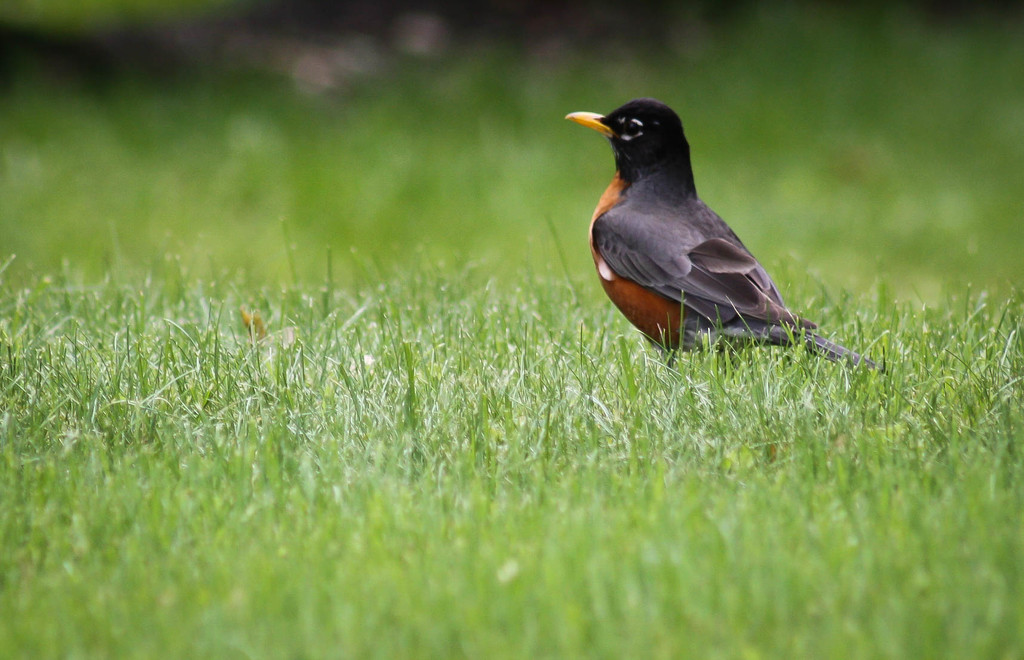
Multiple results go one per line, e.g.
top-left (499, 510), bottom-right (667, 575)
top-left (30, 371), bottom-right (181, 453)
top-left (2, 1), bottom-right (1023, 301)
top-left (1, 0), bottom-right (242, 31)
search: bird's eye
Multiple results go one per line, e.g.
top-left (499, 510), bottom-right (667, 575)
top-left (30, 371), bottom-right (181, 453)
top-left (620, 118), bottom-right (643, 139)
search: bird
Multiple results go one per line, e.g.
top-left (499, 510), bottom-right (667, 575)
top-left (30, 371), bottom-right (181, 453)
top-left (566, 98), bottom-right (876, 368)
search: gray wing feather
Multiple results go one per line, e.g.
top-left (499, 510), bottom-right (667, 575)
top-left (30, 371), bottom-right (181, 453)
top-left (593, 203), bottom-right (812, 329)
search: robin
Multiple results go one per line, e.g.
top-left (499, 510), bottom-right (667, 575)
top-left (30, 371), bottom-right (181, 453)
top-left (566, 98), bottom-right (876, 368)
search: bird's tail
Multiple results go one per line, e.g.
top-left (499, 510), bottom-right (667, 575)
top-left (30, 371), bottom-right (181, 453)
top-left (756, 324), bottom-right (878, 369)
top-left (803, 331), bottom-right (878, 370)
top-left (706, 317), bottom-right (880, 370)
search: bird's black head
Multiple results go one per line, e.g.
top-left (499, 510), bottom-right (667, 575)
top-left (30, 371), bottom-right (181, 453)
top-left (567, 98), bottom-right (694, 189)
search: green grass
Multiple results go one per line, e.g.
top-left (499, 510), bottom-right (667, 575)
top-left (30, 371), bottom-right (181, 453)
top-left (2, 266), bottom-right (1022, 657)
top-left (3, 6), bottom-right (1024, 658)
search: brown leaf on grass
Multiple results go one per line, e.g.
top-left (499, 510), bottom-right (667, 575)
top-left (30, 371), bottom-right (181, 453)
top-left (240, 307), bottom-right (267, 343)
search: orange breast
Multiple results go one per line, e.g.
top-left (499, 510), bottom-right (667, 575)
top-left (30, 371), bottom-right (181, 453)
top-left (589, 173), bottom-right (683, 349)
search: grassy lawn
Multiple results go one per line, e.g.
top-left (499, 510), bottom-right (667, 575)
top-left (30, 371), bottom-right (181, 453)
top-left (2, 7), bottom-right (1024, 658)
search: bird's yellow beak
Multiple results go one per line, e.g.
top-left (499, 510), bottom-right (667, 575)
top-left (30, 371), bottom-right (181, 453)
top-left (565, 111), bottom-right (617, 138)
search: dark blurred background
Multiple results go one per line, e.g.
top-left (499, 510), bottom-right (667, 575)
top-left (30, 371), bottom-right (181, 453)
top-left (3, 0), bottom-right (1020, 74)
